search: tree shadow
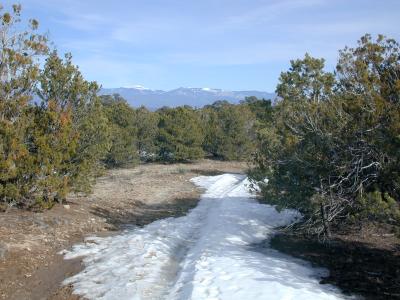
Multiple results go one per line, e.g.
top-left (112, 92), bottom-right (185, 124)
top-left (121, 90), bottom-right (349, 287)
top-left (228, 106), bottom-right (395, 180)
top-left (90, 197), bottom-right (199, 229)
top-left (269, 233), bottom-right (400, 299)
top-left (189, 169), bottom-right (244, 177)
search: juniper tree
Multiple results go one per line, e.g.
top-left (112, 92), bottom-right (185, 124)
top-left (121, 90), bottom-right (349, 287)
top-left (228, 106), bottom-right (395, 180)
top-left (335, 34), bottom-right (400, 223)
top-left (202, 101), bottom-right (255, 160)
top-left (0, 4), bottom-right (48, 207)
top-left (157, 106), bottom-right (204, 162)
top-left (100, 94), bottom-right (138, 167)
top-left (251, 35), bottom-right (400, 237)
top-left (276, 53), bottom-right (335, 103)
top-left (134, 106), bottom-right (159, 161)
top-left (38, 52), bottom-right (111, 194)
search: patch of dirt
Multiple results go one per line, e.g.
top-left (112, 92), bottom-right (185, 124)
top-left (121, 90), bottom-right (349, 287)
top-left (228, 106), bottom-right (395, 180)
top-left (0, 160), bottom-right (247, 300)
top-left (270, 225), bottom-right (400, 300)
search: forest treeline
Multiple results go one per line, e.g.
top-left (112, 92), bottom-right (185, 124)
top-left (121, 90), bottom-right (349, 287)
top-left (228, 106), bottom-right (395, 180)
top-left (1, 5), bottom-right (399, 238)
top-left (98, 94), bottom-right (259, 165)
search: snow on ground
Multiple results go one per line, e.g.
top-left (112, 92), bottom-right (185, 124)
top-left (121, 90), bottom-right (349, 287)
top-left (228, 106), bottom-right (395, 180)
top-left (62, 174), bottom-right (349, 300)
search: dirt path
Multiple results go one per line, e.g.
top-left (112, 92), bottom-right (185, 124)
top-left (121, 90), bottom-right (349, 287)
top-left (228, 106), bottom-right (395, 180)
top-left (61, 174), bottom-right (345, 300)
top-left (0, 160), bottom-right (246, 300)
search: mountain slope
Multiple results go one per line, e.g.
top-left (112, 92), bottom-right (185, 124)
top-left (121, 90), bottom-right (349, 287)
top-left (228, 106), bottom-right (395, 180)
top-left (100, 87), bottom-right (275, 109)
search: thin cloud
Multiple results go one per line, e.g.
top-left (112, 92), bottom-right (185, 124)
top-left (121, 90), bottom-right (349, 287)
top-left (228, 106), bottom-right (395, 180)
top-left (4, 0), bottom-right (399, 91)
top-left (54, 13), bottom-right (107, 31)
top-left (222, 0), bottom-right (327, 28)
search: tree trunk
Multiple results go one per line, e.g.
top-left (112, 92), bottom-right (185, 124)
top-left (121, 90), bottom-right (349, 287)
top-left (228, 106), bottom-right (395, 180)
top-left (320, 203), bottom-right (331, 238)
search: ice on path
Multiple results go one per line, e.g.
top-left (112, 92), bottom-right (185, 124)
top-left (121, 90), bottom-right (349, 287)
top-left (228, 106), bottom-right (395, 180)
top-left (63, 174), bottom-right (349, 300)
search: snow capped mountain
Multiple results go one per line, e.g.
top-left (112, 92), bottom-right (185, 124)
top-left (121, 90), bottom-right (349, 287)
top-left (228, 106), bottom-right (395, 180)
top-left (125, 84), bottom-right (150, 91)
top-left (99, 86), bottom-right (275, 109)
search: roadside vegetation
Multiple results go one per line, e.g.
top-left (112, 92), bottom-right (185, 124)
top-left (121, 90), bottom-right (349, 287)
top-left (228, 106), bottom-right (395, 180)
top-left (1, 4), bottom-right (399, 244)
top-left (249, 35), bottom-right (400, 240)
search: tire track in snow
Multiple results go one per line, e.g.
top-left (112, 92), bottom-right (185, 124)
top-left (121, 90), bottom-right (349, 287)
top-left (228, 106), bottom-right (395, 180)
top-left (164, 174), bottom-right (244, 300)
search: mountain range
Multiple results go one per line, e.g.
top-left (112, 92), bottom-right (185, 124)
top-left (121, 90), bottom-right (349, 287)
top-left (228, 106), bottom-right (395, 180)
top-left (99, 86), bottom-right (275, 109)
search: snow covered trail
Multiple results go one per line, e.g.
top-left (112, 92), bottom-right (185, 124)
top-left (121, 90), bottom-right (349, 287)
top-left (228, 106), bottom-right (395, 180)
top-left (62, 174), bottom-right (348, 300)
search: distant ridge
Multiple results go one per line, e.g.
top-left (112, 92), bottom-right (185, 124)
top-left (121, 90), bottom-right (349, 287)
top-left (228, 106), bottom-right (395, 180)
top-left (100, 86), bottom-right (276, 109)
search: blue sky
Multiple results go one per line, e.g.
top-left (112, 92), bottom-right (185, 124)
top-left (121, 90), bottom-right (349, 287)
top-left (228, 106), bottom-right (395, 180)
top-left (3, 0), bottom-right (400, 91)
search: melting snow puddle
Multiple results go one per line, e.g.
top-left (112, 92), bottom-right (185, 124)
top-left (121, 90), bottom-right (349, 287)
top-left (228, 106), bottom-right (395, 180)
top-left (62, 174), bottom-right (354, 300)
